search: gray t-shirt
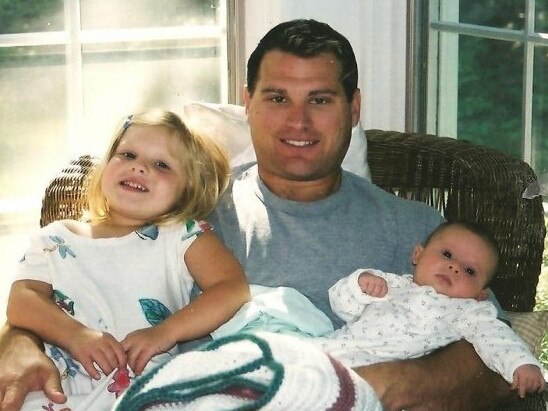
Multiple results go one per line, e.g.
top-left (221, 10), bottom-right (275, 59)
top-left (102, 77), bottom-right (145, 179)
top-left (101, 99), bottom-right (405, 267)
top-left (210, 165), bottom-right (445, 328)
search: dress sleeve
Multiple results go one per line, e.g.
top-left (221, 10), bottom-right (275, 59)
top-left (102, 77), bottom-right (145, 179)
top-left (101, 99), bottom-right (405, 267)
top-left (13, 229), bottom-right (53, 284)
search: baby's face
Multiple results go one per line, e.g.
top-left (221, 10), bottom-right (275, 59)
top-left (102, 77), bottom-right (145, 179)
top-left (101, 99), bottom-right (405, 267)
top-left (412, 225), bottom-right (497, 299)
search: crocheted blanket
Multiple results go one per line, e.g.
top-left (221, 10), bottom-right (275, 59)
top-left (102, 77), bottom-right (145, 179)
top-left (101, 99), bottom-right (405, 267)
top-left (113, 332), bottom-right (382, 410)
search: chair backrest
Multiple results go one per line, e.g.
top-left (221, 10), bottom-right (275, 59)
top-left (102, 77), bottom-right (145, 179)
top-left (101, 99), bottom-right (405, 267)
top-left (40, 130), bottom-right (546, 312)
top-left (366, 129), bottom-right (546, 312)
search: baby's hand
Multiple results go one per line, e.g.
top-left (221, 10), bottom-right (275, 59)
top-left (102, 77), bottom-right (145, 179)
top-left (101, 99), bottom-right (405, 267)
top-left (357, 271), bottom-right (388, 297)
top-left (122, 326), bottom-right (175, 376)
top-left (511, 364), bottom-right (545, 398)
top-left (68, 328), bottom-right (127, 380)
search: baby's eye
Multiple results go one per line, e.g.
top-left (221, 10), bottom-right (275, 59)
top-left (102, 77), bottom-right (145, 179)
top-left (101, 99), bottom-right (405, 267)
top-left (155, 161), bottom-right (170, 170)
top-left (442, 250), bottom-right (452, 259)
top-left (465, 267), bottom-right (476, 277)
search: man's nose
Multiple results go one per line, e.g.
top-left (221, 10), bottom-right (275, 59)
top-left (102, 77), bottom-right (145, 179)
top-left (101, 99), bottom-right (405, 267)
top-left (287, 103), bottom-right (311, 129)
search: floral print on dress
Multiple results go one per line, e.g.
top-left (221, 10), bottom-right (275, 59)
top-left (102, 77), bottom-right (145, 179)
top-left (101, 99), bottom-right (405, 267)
top-left (135, 225), bottom-right (159, 240)
top-left (44, 235), bottom-right (76, 258)
top-left (182, 220), bottom-right (212, 241)
top-left (107, 366), bottom-right (131, 398)
top-left (53, 289), bottom-right (75, 316)
top-left (49, 346), bottom-right (80, 379)
top-left (139, 298), bottom-right (172, 326)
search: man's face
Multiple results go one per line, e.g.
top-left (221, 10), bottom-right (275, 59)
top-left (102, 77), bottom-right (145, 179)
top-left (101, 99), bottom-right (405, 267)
top-left (244, 50), bottom-right (360, 187)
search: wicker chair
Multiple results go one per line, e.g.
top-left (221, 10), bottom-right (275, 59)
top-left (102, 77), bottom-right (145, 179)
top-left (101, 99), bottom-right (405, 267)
top-left (40, 129), bottom-right (547, 410)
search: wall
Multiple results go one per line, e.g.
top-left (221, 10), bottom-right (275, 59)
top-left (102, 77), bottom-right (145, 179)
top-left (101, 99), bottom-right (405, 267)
top-left (242, 0), bottom-right (407, 131)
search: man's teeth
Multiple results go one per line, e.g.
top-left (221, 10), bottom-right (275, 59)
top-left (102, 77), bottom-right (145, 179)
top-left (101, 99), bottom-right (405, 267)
top-left (123, 181), bottom-right (147, 191)
top-left (286, 140), bottom-right (314, 147)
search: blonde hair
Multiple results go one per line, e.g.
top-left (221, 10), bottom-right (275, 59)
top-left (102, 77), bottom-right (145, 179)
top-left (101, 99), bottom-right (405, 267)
top-left (87, 109), bottom-right (230, 225)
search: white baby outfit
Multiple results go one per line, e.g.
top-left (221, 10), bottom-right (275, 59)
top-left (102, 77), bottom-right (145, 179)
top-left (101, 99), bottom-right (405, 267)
top-left (14, 219), bottom-right (209, 411)
top-left (316, 268), bottom-right (541, 384)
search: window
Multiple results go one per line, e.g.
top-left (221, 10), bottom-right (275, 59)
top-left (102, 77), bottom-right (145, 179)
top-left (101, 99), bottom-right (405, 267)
top-left (413, 0), bottom-right (547, 187)
top-left (0, 0), bottom-right (234, 319)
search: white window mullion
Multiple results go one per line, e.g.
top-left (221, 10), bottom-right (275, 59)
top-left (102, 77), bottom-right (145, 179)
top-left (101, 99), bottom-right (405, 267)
top-left (436, 0), bottom-right (459, 138)
top-left (65, 0), bottom-right (84, 157)
top-left (522, 0), bottom-right (535, 166)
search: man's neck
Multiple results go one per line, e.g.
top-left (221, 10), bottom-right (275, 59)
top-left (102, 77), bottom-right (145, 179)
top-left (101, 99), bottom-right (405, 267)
top-left (258, 169), bottom-right (342, 202)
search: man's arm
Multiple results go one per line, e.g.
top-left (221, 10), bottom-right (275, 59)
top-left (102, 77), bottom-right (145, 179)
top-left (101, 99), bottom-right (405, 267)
top-left (354, 340), bottom-right (514, 411)
top-left (0, 325), bottom-right (66, 411)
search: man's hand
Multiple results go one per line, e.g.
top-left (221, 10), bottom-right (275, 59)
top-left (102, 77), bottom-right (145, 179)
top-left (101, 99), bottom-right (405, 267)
top-left (353, 340), bottom-right (513, 411)
top-left (0, 325), bottom-right (66, 411)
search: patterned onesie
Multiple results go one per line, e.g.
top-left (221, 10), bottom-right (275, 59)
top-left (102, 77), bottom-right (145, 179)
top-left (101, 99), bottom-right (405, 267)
top-left (316, 268), bottom-right (542, 384)
top-left (13, 219), bottom-right (210, 411)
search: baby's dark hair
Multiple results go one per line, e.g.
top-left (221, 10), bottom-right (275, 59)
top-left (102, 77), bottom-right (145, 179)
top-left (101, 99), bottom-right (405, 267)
top-left (426, 221), bottom-right (500, 282)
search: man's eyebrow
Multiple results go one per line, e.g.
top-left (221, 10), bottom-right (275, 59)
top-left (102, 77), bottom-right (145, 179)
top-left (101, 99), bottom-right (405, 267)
top-left (308, 89), bottom-right (338, 96)
top-left (259, 87), bottom-right (286, 94)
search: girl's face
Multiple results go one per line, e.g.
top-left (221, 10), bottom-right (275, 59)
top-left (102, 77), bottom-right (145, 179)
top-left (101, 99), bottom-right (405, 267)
top-left (101, 125), bottom-right (187, 227)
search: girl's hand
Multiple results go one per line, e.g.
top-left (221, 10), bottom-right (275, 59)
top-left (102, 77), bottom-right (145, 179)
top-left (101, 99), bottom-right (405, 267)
top-left (67, 328), bottom-right (126, 380)
top-left (121, 326), bottom-right (174, 375)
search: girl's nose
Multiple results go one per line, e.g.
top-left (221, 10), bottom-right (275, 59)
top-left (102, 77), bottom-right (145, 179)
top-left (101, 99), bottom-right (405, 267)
top-left (132, 165), bottom-right (145, 174)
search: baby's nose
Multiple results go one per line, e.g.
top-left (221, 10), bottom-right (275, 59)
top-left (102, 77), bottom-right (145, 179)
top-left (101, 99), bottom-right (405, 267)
top-left (448, 264), bottom-right (460, 274)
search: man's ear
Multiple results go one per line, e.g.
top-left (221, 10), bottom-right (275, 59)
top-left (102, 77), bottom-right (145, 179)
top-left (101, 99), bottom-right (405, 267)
top-left (476, 289), bottom-right (489, 301)
top-left (411, 244), bottom-right (424, 265)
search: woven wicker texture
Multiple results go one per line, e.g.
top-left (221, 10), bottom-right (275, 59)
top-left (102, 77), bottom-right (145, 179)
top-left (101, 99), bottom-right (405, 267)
top-left (367, 130), bottom-right (546, 313)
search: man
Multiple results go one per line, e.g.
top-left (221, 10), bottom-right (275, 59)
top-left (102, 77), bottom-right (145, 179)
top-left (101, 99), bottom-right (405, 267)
top-left (0, 19), bottom-right (512, 410)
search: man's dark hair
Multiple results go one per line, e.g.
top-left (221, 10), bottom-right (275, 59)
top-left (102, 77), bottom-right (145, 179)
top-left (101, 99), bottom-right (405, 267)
top-left (246, 19), bottom-right (358, 101)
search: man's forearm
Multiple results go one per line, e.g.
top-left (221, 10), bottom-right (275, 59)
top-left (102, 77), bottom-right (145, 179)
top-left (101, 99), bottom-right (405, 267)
top-left (0, 323), bottom-right (45, 352)
top-left (353, 340), bottom-right (513, 411)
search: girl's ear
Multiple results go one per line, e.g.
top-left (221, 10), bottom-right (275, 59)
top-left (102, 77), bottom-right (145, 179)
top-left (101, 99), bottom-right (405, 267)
top-left (476, 289), bottom-right (489, 301)
top-left (411, 244), bottom-right (424, 266)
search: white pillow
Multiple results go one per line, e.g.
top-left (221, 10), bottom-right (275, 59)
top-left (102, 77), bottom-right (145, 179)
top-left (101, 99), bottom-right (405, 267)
top-left (181, 102), bottom-right (371, 181)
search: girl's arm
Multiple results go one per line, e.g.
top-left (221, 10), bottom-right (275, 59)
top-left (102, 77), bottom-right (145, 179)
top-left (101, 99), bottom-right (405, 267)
top-left (7, 280), bottom-right (126, 379)
top-left (122, 230), bottom-right (250, 374)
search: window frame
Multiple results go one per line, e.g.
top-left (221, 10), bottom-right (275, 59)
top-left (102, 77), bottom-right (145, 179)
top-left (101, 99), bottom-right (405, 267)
top-left (409, 0), bottom-right (548, 170)
top-left (0, 0), bottom-right (240, 156)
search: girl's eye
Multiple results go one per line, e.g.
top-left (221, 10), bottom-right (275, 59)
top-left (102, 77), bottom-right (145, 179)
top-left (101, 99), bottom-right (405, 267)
top-left (465, 268), bottom-right (476, 277)
top-left (119, 152), bottom-right (135, 159)
top-left (155, 161), bottom-right (170, 170)
top-left (442, 250), bottom-right (452, 259)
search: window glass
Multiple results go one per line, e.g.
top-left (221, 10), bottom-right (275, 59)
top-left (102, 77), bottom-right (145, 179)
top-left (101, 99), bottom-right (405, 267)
top-left (458, 0), bottom-right (525, 30)
top-left (536, 0), bottom-right (548, 33)
top-left (0, 0), bottom-right (64, 34)
top-left (532, 46), bottom-right (548, 176)
top-left (0, 45), bottom-right (67, 216)
top-left (80, 0), bottom-right (219, 29)
top-left (457, 36), bottom-right (523, 159)
top-left (80, 41), bottom-right (222, 154)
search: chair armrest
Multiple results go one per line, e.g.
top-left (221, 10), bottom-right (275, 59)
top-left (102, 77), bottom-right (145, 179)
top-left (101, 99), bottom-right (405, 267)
top-left (40, 155), bottom-right (98, 227)
top-left (366, 129), bottom-right (546, 312)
